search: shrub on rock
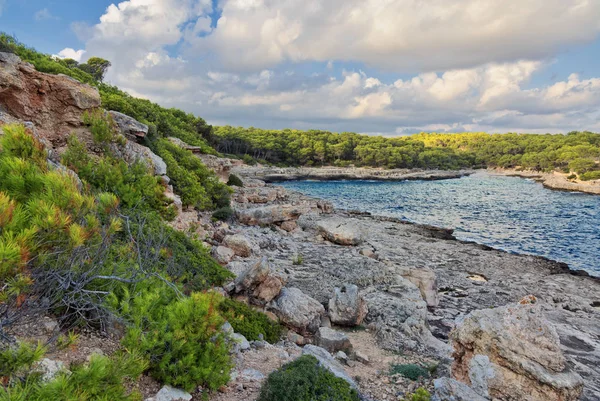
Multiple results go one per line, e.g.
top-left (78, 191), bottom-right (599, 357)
top-left (258, 355), bottom-right (359, 401)
top-left (218, 298), bottom-right (283, 343)
top-left (227, 174), bottom-right (244, 187)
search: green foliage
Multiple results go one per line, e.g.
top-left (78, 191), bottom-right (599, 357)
top-left (227, 174), bottom-right (244, 187)
top-left (0, 342), bottom-right (46, 379)
top-left (292, 254), bottom-right (304, 265)
top-left (119, 290), bottom-right (232, 392)
top-left (258, 355), bottom-right (359, 401)
top-left (82, 110), bottom-right (124, 146)
top-left (390, 364), bottom-right (430, 381)
top-left (404, 388), bottom-right (431, 401)
top-left (78, 57), bottom-right (111, 82)
top-left (580, 170), bottom-right (600, 181)
top-left (218, 298), bottom-right (283, 343)
top-left (154, 139), bottom-right (231, 210)
top-left (212, 206), bottom-right (234, 221)
top-left (0, 351), bottom-right (146, 401)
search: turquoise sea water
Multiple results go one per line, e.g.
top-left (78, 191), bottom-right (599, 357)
top-left (279, 172), bottom-right (600, 276)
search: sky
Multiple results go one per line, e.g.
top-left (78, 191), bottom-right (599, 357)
top-left (1, 0), bottom-right (600, 135)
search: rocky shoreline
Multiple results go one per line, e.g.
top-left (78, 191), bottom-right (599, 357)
top-left (489, 167), bottom-right (600, 195)
top-left (232, 165), bottom-right (475, 182)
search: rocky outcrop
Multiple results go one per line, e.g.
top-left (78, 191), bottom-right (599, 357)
top-left (110, 139), bottom-right (167, 176)
top-left (450, 296), bottom-right (584, 401)
top-left (236, 204), bottom-right (311, 226)
top-left (402, 268), bottom-right (440, 308)
top-left (223, 234), bottom-right (257, 257)
top-left (109, 110), bottom-right (148, 138)
top-left (317, 217), bottom-right (365, 246)
top-left (328, 284), bottom-right (368, 326)
top-left (270, 287), bottom-right (325, 334)
top-left (0, 52), bottom-right (100, 141)
top-left (490, 168), bottom-right (600, 195)
top-left (233, 258), bottom-right (287, 305)
top-left (431, 377), bottom-right (487, 401)
top-left (213, 246), bottom-right (235, 265)
top-left (233, 165), bottom-right (474, 182)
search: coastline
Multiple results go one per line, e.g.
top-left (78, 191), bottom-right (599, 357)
top-left (489, 167), bottom-right (600, 195)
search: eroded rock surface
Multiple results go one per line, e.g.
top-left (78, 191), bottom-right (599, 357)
top-left (328, 284), bottom-right (368, 326)
top-left (270, 287), bottom-right (325, 334)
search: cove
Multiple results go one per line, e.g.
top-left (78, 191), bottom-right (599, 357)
top-left (279, 171), bottom-right (600, 276)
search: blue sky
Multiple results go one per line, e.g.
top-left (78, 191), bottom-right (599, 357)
top-left (1, 0), bottom-right (600, 134)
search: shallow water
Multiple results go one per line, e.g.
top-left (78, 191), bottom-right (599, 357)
top-left (279, 172), bottom-right (600, 276)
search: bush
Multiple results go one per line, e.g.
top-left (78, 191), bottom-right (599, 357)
top-left (120, 290), bottom-right (232, 392)
top-left (0, 342), bottom-right (46, 380)
top-left (82, 110), bottom-right (123, 146)
top-left (218, 298), bottom-right (283, 343)
top-left (212, 206), bottom-right (234, 221)
top-left (390, 364), bottom-right (430, 381)
top-left (227, 174), bottom-right (244, 187)
top-left (258, 355), bottom-right (359, 401)
top-left (579, 170), bottom-right (600, 181)
top-left (404, 388), bottom-right (431, 401)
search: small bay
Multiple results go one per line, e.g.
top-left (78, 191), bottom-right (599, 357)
top-left (280, 171), bottom-right (600, 276)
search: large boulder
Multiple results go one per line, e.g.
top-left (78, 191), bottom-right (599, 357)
top-left (212, 246), bottom-right (235, 265)
top-left (302, 345), bottom-right (356, 389)
top-left (271, 287), bottom-right (325, 334)
top-left (109, 110), bottom-right (148, 138)
top-left (431, 377), bottom-right (487, 401)
top-left (223, 234), bottom-right (257, 257)
top-left (328, 284), bottom-right (368, 326)
top-left (110, 139), bottom-right (167, 176)
top-left (450, 296), bottom-right (583, 401)
top-left (317, 217), bottom-right (365, 246)
top-left (234, 257), bottom-right (286, 305)
top-left (401, 267), bottom-right (440, 307)
top-left (236, 204), bottom-right (311, 226)
top-left (0, 52), bottom-right (100, 140)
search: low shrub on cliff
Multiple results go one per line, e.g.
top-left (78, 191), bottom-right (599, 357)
top-left (390, 364), bottom-right (430, 381)
top-left (227, 174), bottom-right (244, 187)
top-left (116, 288), bottom-right (232, 392)
top-left (218, 298), bottom-right (283, 343)
top-left (258, 355), bottom-right (359, 401)
top-left (580, 170), bottom-right (600, 181)
top-left (212, 206), bottom-right (234, 221)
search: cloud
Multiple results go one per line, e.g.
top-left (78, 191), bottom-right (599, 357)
top-left (34, 8), bottom-right (59, 21)
top-left (72, 0), bottom-right (600, 135)
top-left (192, 0), bottom-right (600, 73)
top-left (55, 48), bottom-right (87, 62)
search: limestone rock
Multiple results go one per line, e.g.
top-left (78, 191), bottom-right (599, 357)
top-left (223, 234), bottom-right (257, 257)
top-left (450, 296), bottom-right (584, 401)
top-left (36, 358), bottom-right (69, 382)
top-left (234, 257), bottom-right (286, 304)
top-left (431, 377), bottom-right (487, 401)
top-left (149, 385), bottom-right (192, 401)
top-left (271, 287), bottom-right (325, 334)
top-left (232, 333), bottom-right (251, 352)
top-left (0, 52), bottom-right (100, 140)
top-left (315, 327), bottom-right (352, 353)
top-left (317, 217), bottom-right (365, 245)
top-left (213, 246), bottom-right (235, 265)
top-left (236, 204), bottom-right (311, 226)
top-left (109, 110), bottom-right (148, 138)
top-left (328, 284), bottom-right (368, 326)
top-left (280, 220), bottom-right (298, 232)
top-left (110, 139), bottom-right (167, 176)
top-left (302, 345), bottom-right (356, 388)
top-left (402, 267), bottom-right (440, 307)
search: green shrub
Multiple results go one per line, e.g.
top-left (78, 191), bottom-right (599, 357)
top-left (218, 298), bottom-right (283, 343)
top-left (0, 342), bottom-right (46, 380)
top-left (404, 388), bottom-right (431, 401)
top-left (258, 355), bottom-right (359, 401)
top-left (390, 364), bottom-right (430, 381)
top-left (580, 170), bottom-right (600, 181)
top-left (120, 290), bottom-right (232, 392)
top-left (82, 110), bottom-right (123, 145)
top-left (226, 174), bottom-right (244, 187)
top-left (212, 206), bottom-right (234, 221)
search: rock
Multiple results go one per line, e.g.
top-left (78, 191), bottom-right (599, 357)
top-left (109, 110), bottom-right (148, 138)
top-left (271, 287), bottom-right (325, 334)
top-left (198, 154), bottom-right (236, 183)
top-left (110, 139), bottom-right (167, 176)
top-left (431, 377), bottom-right (487, 401)
top-left (335, 350), bottom-right (348, 363)
top-left (226, 261), bottom-right (249, 278)
top-left (0, 52), bottom-right (100, 139)
top-left (302, 345), bottom-right (356, 388)
top-left (328, 284), bottom-right (368, 326)
top-left (42, 317), bottom-right (59, 333)
top-left (359, 248), bottom-right (377, 259)
top-left (402, 268), bottom-right (440, 307)
top-left (234, 257), bottom-right (286, 305)
top-left (151, 385), bottom-right (192, 401)
top-left (164, 190), bottom-right (182, 215)
top-left (287, 331), bottom-right (306, 345)
top-left (241, 368), bottom-right (265, 382)
top-left (317, 217), bottom-right (365, 245)
top-left (242, 178), bottom-right (266, 188)
top-left (36, 358), bottom-right (69, 382)
top-left (236, 204), bottom-right (311, 226)
top-left (315, 327), bottom-right (352, 353)
top-left (232, 333), bottom-right (251, 351)
top-left (223, 234), bottom-right (257, 257)
top-left (450, 296), bottom-right (584, 401)
top-left (354, 350), bottom-right (370, 365)
top-left (213, 246), bottom-right (235, 264)
top-left (280, 220), bottom-right (298, 232)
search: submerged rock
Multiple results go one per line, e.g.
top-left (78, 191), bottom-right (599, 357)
top-left (451, 296), bottom-right (583, 401)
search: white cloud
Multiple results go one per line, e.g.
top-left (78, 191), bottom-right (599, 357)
top-left (72, 0), bottom-right (600, 134)
top-left (55, 48), bottom-right (86, 62)
top-left (193, 0), bottom-right (600, 72)
top-left (34, 8), bottom-right (58, 21)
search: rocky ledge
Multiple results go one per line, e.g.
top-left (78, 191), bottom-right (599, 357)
top-left (489, 168), bottom-right (600, 195)
top-left (182, 166), bottom-right (600, 401)
top-left (232, 165), bottom-right (475, 182)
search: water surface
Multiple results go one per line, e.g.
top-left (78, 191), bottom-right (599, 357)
top-left (279, 172), bottom-right (600, 276)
